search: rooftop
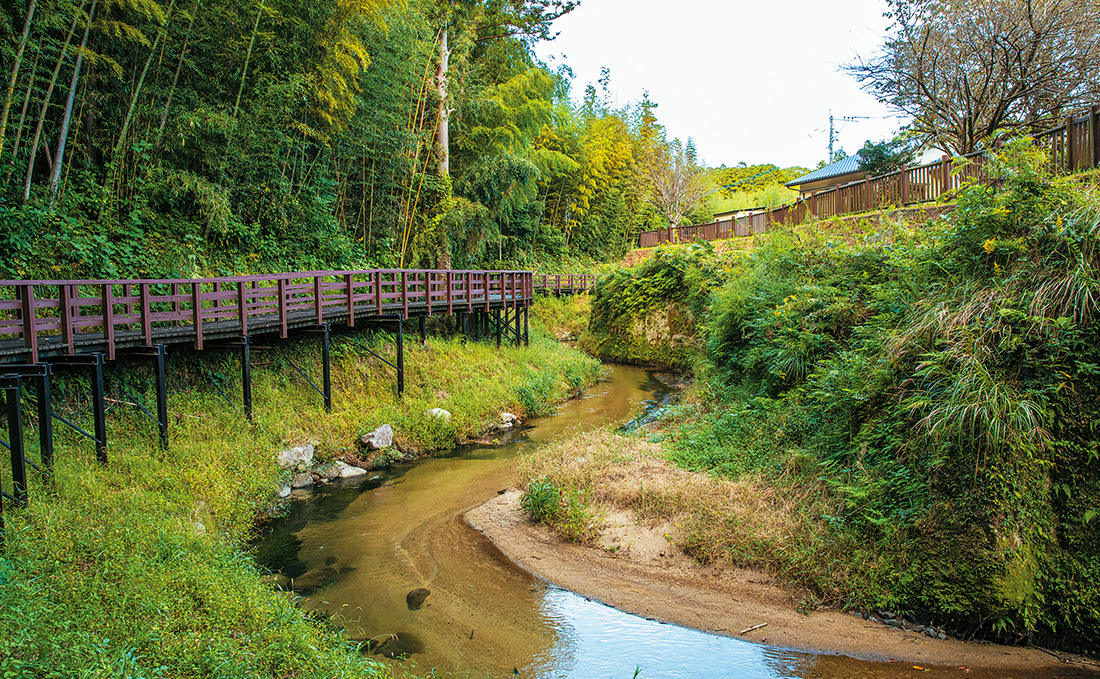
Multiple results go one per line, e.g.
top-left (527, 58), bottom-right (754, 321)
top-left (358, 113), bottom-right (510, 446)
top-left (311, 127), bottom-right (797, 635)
top-left (786, 152), bottom-right (864, 188)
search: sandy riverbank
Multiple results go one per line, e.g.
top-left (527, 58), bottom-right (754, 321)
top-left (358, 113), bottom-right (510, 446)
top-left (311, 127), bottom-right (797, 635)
top-left (466, 490), bottom-right (1098, 676)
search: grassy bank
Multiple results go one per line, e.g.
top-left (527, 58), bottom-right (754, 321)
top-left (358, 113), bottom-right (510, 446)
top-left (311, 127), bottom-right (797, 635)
top-left (522, 142), bottom-right (1100, 654)
top-left (0, 318), bottom-right (600, 677)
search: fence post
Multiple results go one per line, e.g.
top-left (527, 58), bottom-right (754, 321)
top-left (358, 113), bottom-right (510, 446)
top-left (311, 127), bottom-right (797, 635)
top-left (1066, 116), bottom-right (1077, 172)
top-left (20, 284), bottom-right (37, 364)
top-left (901, 170), bottom-right (910, 206)
top-left (140, 283), bottom-right (152, 346)
top-left (238, 282), bottom-right (250, 335)
top-left (103, 284), bottom-right (116, 359)
top-left (345, 274), bottom-right (356, 327)
top-left (1091, 105), bottom-right (1100, 170)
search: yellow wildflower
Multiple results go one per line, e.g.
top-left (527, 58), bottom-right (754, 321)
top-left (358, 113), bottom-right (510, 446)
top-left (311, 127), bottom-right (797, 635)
top-left (983, 239), bottom-right (996, 254)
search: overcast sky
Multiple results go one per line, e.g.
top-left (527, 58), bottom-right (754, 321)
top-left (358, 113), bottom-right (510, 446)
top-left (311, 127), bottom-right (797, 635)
top-left (534, 0), bottom-right (907, 170)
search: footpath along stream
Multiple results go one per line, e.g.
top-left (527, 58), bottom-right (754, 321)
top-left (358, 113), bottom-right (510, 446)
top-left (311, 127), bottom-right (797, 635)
top-left (254, 365), bottom-right (1088, 679)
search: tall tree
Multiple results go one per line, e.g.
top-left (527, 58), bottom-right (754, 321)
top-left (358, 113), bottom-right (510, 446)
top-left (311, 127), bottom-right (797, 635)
top-left (848, 0), bottom-right (1100, 155)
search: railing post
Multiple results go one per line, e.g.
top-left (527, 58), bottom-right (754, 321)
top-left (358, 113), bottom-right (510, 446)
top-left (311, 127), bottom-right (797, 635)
top-left (1091, 105), bottom-right (1100, 170)
top-left (20, 284), bottom-right (37, 364)
top-left (345, 274), bottom-right (356, 327)
top-left (238, 282), bottom-right (249, 335)
top-left (192, 282), bottom-right (204, 349)
top-left (275, 278), bottom-right (287, 338)
top-left (102, 284), bottom-right (116, 360)
top-left (1066, 116), bottom-right (1077, 172)
top-left (446, 271), bottom-right (453, 315)
top-left (61, 284), bottom-right (75, 355)
top-left (375, 271), bottom-right (383, 315)
top-left (314, 276), bottom-right (324, 325)
top-left (483, 272), bottom-right (490, 312)
top-left (401, 271), bottom-right (408, 318)
top-left (466, 272), bottom-right (473, 312)
top-left (140, 283), bottom-right (152, 346)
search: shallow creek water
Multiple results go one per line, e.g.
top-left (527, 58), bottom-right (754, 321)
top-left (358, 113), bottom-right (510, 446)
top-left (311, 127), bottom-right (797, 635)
top-left (255, 366), bottom-right (1048, 679)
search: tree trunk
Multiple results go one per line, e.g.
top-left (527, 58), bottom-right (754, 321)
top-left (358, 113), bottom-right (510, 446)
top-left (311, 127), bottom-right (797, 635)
top-left (113, 0), bottom-right (175, 158)
top-left (435, 27), bottom-right (449, 177)
top-left (0, 0), bottom-right (37, 164)
top-left (5, 46), bottom-right (40, 180)
top-left (157, 0), bottom-right (199, 147)
top-left (232, 9), bottom-right (262, 119)
top-left (48, 0), bottom-right (97, 206)
top-left (435, 26), bottom-right (451, 268)
top-left (23, 8), bottom-right (82, 201)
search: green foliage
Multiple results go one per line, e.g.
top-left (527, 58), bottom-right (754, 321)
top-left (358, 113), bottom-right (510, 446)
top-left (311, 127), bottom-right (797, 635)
top-left (521, 478), bottom-right (560, 522)
top-left (856, 136), bottom-right (917, 177)
top-left (642, 142), bottom-right (1100, 651)
top-left (0, 324), bottom-right (601, 674)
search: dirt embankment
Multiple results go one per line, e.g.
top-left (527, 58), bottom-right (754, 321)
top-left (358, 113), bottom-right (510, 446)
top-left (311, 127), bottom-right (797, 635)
top-left (466, 475), bottom-right (1097, 676)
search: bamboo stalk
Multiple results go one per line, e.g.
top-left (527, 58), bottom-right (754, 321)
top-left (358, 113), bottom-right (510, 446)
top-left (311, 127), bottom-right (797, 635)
top-left (0, 0), bottom-right (37, 164)
top-left (48, 0), bottom-right (99, 206)
top-left (22, 7), bottom-right (82, 201)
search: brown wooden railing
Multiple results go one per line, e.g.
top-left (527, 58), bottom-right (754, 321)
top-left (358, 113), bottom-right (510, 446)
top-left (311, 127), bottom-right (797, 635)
top-left (0, 269), bottom-right (541, 364)
top-left (532, 273), bottom-right (595, 295)
top-left (639, 104), bottom-right (1100, 249)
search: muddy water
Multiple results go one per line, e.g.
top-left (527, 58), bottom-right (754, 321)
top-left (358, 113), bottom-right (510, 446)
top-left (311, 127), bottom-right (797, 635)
top-left (255, 366), bottom-right (1052, 679)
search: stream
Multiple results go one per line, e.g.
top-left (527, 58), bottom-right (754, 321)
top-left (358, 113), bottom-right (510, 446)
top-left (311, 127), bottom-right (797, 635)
top-left (254, 365), bottom-right (1049, 679)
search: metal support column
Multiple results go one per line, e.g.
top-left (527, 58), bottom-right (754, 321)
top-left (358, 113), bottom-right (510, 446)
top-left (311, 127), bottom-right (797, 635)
top-left (419, 315), bottom-right (427, 345)
top-left (0, 365), bottom-right (53, 475)
top-left (241, 335), bottom-right (253, 421)
top-left (153, 345), bottom-right (169, 448)
top-left (461, 311), bottom-right (468, 345)
top-left (321, 323), bottom-right (332, 413)
top-left (524, 306), bottom-right (529, 347)
top-left (91, 355), bottom-right (106, 464)
top-left (2, 376), bottom-right (27, 507)
top-left (495, 309), bottom-right (502, 348)
top-left (514, 304), bottom-right (521, 347)
top-left (396, 316), bottom-right (405, 395)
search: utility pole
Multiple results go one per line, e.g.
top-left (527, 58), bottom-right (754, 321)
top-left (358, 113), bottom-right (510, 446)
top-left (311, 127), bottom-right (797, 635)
top-left (828, 110), bottom-right (834, 163)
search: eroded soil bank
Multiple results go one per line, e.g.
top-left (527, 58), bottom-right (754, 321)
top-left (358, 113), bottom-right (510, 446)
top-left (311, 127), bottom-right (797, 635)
top-left (468, 440), bottom-right (1099, 677)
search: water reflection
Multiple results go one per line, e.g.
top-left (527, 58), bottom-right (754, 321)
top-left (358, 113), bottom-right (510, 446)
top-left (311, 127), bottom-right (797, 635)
top-left (253, 366), bottom-right (1063, 679)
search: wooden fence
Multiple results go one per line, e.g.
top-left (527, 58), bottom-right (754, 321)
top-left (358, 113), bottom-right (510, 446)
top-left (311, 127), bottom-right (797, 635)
top-left (0, 269), bottom-right (539, 364)
top-left (639, 104), bottom-right (1100, 248)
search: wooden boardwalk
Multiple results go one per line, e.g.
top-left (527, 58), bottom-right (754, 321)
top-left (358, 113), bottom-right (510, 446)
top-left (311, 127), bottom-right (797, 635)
top-left (0, 270), bottom-right (595, 364)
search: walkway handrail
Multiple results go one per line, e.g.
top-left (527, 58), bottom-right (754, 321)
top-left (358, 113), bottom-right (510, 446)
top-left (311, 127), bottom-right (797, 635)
top-left (0, 268), bottom-right (540, 363)
top-left (639, 103), bottom-right (1100, 248)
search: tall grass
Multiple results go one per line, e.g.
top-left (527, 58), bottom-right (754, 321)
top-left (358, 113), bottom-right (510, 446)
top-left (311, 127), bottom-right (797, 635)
top-left (0, 323), bottom-right (601, 677)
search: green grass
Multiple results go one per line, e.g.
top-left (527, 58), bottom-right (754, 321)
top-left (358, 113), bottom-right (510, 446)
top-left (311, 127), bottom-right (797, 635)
top-left (0, 321), bottom-right (601, 677)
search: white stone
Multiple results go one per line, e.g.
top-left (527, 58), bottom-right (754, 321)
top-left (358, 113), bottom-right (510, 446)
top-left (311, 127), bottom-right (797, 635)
top-left (276, 444), bottom-right (314, 470)
top-left (426, 408), bottom-right (451, 421)
top-left (501, 412), bottom-right (519, 424)
top-left (291, 472), bottom-right (314, 489)
top-left (338, 464), bottom-right (367, 478)
top-left (277, 484), bottom-right (292, 499)
top-left (361, 424), bottom-right (394, 450)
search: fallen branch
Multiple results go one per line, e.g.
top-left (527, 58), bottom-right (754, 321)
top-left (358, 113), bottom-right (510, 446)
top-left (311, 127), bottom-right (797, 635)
top-left (738, 622), bottom-right (768, 635)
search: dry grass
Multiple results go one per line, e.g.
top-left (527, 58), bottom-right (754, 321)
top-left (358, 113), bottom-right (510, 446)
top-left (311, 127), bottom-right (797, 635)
top-left (519, 429), bottom-right (854, 601)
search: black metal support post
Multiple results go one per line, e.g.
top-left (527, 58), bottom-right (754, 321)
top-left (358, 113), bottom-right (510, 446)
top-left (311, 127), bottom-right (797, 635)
top-left (46, 353), bottom-right (107, 463)
top-left (461, 311), bottom-right (468, 345)
top-left (153, 345), bottom-right (169, 449)
top-left (514, 305), bottom-right (521, 347)
top-left (2, 376), bottom-right (28, 507)
top-left (90, 355), bottom-right (107, 464)
top-left (419, 315), bottom-right (427, 345)
top-left (241, 335), bottom-right (253, 421)
top-left (495, 309), bottom-right (502, 348)
top-left (396, 316), bottom-right (405, 395)
top-left (321, 323), bottom-right (332, 413)
top-left (0, 365), bottom-right (53, 476)
top-left (524, 306), bottom-right (529, 347)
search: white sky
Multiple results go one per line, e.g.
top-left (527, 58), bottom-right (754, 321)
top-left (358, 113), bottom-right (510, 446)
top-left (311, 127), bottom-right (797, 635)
top-left (534, 0), bottom-right (907, 170)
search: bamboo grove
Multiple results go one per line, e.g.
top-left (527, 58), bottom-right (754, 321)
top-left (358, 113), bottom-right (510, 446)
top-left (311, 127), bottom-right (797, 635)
top-left (0, 0), bottom-right (703, 279)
